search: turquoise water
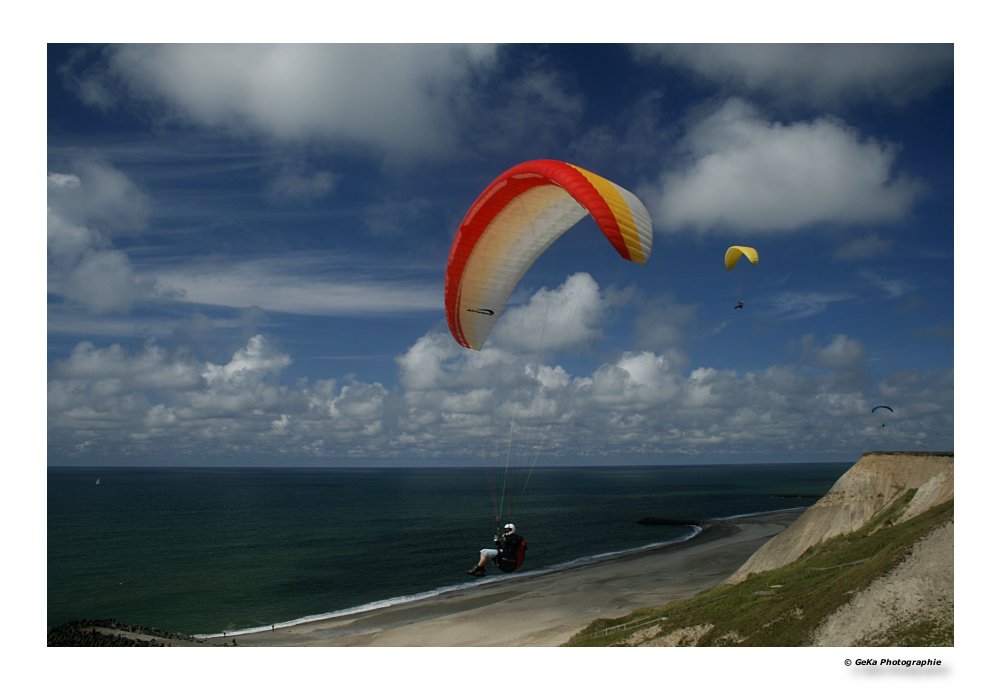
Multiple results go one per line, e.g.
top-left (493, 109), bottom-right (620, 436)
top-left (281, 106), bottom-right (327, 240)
top-left (47, 463), bottom-right (850, 635)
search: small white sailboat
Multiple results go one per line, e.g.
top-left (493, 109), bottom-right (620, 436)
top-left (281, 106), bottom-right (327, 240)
top-left (95, 478), bottom-right (101, 485)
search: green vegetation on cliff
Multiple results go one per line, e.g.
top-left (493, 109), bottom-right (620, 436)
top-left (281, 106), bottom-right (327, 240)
top-left (567, 493), bottom-right (953, 647)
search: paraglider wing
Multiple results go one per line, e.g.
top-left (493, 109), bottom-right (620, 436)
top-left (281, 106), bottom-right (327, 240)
top-left (871, 405), bottom-right (894, 414)
top-left (724, 245), bottom-right (759, 271)
top-left (444, 160), bottom-right (653, 350)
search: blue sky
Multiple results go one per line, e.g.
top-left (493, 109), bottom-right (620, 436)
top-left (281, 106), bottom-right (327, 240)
top-left (46, 43), bottom-right (955, 466)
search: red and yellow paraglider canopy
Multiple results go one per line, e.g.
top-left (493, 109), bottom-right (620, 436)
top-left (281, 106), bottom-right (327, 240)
top-left (444, 160), bottom-right (653, 350)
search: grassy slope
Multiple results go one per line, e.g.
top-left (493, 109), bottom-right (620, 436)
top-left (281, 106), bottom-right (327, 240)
top-left (567, 492), bottom-right (953, 647)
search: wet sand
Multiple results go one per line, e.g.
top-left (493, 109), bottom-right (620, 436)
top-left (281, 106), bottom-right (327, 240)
top-left (233, 510), bottom-right (801, 647)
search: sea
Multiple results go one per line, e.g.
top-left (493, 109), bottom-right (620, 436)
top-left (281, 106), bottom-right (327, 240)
top-left (47, 463), bottom-right (850, 636)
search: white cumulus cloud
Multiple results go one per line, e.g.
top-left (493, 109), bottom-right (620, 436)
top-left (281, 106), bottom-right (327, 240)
top-left (492, 273), bottom-right (614, 353)
top-left (634, 44), bottom-right (952, 108)
top-left (202, 335), bottom-right (291, 385)
top-left (801, 333), bottom-right (868, 369)
top-left (47, 158), bottom-right (160, 313)
top-left (47, 159), bottom-right (151, 234)
top-left (82, 44), bottom-right (498, 158)
top-left (653, 99), bottom-right (924, 233)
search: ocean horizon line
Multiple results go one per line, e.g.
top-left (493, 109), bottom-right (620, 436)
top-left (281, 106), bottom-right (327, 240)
top-left (48, 460), bottom-right (855, 471)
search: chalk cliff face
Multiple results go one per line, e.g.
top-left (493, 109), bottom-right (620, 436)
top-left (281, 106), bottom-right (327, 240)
top-left (723, 452), bottom-right (954, 646)
top-left (810, 518), bottom-right (953, 646)
top-left (727, 452), bottom-right (954, 584)
top-left (598, 452), bottom-right (954, 647)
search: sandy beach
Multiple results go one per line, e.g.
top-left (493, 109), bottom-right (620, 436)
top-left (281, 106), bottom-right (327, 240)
top-left (232, 510), bottom-right (801, 647)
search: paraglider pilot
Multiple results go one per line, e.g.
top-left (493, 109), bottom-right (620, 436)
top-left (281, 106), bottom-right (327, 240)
top-left (735, 299), bottom-right (744, 310)
top-left (467, 523), bottom-right (524, 577)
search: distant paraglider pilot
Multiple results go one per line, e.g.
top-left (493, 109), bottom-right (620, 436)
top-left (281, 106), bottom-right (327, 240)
top-left (872, 405), bottom-right (893, 428)
top-left (725, 246), bottom-right (757, 313)
top-left (467, 523), bottom-right (526, 577)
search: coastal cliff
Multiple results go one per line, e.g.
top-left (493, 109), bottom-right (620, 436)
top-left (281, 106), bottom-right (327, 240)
top-left (570, 451), bottom-right (954, 647)
top-left (727, 452), bottom-right (953, 584)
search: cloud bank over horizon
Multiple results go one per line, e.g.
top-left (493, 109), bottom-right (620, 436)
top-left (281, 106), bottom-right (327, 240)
top-left (48, 276), bottom-right (952, 465)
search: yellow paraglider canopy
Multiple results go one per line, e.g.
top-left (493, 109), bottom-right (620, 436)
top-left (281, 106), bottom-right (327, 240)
top-left (724, 245), bottom-right (759, 271)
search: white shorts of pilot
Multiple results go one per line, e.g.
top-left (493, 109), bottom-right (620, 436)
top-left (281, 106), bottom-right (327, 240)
top-left (480, 548), bottom-right (499, 559)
